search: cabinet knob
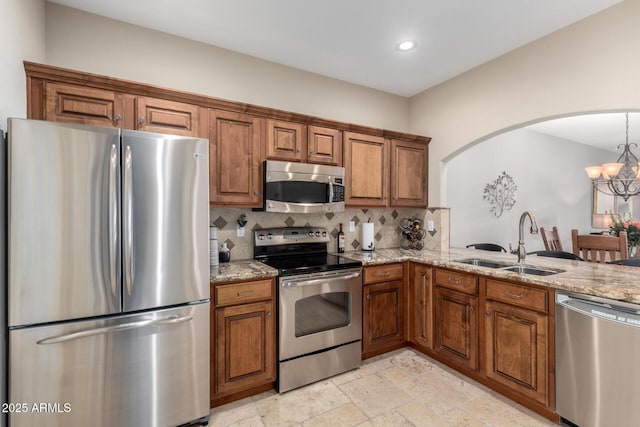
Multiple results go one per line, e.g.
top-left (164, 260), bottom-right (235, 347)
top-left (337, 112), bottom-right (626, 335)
top-left (138, 117), bottom-right (145, 125)
top-left (469, 306), bottom-right (474, 312)
top-left (267, 312), bottom-right (272, 317)
top-left (367, 294), bottom-right (371, 300)
top-left (310, 150), bottom-right (315, 154)
top-left (114, 114), bottom-right (122, 122)
top-left (296, 148), bottom-right (301, 153)
top-left (254, 190), bottom-right (259, 196)
top-left (486, 311), bottom-right (491, 317)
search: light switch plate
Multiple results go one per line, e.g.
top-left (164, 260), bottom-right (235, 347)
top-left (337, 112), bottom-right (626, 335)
top-left (349, 221), bottom-right (356, 232)
top-left (237, 224), bottom-right (245, 237)
top-left (427, 220), bottom-right (435, 232)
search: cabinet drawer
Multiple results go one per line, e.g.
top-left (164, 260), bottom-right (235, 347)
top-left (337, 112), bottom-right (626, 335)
top-left (215, 279), bottom-right (274, 306)
top-left (435, 269), bottom-right (478, 295)
top-left (485, 279), bottom-right (548, 313)
top-left (363, 263), bottom-right (404, 284)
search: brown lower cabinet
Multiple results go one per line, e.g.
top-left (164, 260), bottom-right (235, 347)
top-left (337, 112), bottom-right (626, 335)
top-left (406, 264), bottom-right (557, 423)
top-left (484, 278), bottom-right (551, 407)
top-left (211, 278), bottom-right (276, 407)
top-left (206, 263), bottom-right (556, 422)
top-left (362, 263), bottom-right (406, 358)
top-left (409, 264), bottom-right (433, 350)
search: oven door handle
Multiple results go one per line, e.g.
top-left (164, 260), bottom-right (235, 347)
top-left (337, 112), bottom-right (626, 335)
top-left (281, 270), bottom-right (361, 288)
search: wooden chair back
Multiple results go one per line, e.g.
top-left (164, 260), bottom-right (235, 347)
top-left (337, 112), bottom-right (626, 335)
top-left (540, 226), bottom-right (562, 251)
top-left (571, 229), bottom-right (628, 263)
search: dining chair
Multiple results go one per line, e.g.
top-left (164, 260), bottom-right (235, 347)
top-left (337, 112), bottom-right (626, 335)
top-left (465, 243), bottom-right (507, 252)
top-left (540, 226), bottom-right (563, 251)
top-left (530, 250), bottom-right (583, 261)
top-left (571, 229), bottom-right (628, 263)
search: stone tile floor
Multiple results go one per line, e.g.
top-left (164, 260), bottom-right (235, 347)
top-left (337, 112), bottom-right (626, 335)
top-left (209, 348), bottom-right (557, 427)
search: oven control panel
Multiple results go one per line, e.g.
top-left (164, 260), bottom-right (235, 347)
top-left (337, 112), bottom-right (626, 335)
top-left (255, 227), bottom-right (330, 246)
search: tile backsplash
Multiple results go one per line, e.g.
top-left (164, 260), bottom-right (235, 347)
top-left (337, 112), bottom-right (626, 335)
top-left (210, 207), bottom-right (450, 260)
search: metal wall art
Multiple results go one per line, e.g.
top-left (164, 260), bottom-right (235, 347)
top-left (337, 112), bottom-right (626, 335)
top-left (483, 171), bottom-right (517, 218)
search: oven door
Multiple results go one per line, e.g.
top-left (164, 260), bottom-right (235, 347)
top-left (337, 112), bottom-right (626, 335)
top-left (278, 268), bottom-right (362, 361)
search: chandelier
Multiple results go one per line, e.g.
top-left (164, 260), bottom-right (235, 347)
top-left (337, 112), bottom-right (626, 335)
top-left (585, 112), bottom-right (640, 202)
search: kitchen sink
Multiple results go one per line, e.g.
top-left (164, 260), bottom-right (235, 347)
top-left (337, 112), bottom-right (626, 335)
top-left (498, 265), bottom-right (563, 276)
top-left (454, 258), bottom-right (511, 269)
top-left (454, 258), bottom-right (563, 276)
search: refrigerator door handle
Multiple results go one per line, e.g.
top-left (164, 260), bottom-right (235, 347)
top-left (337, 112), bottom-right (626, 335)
top-left (123, 145), bottom-right (133, 296)
top-left (109, 144), bottom-right (119, 299)
top-left (36, 315), bottom-right (194, 345)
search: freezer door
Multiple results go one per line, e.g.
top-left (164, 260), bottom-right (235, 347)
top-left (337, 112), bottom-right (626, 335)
top-left (7, 119), bottom-right (121, 326)
top-left (121, 130), bottom-right (209, 311)
top-left (8, 302), bottom-right (210, 427)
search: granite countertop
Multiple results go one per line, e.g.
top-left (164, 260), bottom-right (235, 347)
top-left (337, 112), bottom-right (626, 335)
top-left (344, 247), bottom-right (640, 305)
top-left (209, 248), bottom-right (640, 305)
top-left (210, 260), bottom-right (277, 283)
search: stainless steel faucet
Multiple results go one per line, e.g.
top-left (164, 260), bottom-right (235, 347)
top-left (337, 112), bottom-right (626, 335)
top-left (509, 211), bottom-right (539, 263)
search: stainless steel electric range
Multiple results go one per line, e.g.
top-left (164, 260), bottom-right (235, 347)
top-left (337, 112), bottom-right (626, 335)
top-left (254, 227), bottom-right (363, 392)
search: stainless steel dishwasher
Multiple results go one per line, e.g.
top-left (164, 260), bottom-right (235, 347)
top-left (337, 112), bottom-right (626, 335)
top-left (556, 292), bottom-right (640, 427)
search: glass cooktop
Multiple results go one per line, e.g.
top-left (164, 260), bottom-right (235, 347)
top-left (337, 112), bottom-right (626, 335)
top-left (258, 253), bottom-right (362, 276)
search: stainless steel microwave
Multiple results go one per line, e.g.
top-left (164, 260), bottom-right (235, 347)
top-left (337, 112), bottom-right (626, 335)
top-left (261, 160), bottom-right (345, 213)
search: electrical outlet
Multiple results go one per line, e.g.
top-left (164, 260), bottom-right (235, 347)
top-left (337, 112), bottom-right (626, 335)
top-left (349, 221), bottom-right (356, 232)
top-left (237, 224), bottom-right (245, 237)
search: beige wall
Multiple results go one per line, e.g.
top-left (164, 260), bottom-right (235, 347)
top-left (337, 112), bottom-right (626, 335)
top-left (0, 0), bottom-right (46, 128)
top-left (44, 3), bottom-right (410, 132)
top-left (410, 0), bottom-right (640, 205)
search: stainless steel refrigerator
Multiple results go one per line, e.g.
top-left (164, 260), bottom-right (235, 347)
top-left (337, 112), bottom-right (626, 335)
top-left (3, 118), bottom-right (210, 427)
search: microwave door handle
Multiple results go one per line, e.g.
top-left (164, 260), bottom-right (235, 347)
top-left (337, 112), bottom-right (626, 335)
top-left (329, 180), bottom-right (334, 203)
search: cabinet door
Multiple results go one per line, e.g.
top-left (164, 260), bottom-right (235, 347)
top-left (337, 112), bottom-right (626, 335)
top-left (485, 300), bottom-right (548, 405)
top-left (215, 301), bottom-right (275, 397)
top-left (266, 120), bottom-right (305, 162)
top-left (135, 97), bottom-right (200, 137)
top-left (344, 132), bottom-right (388, 207)
top-left (308, 126), bottom-right (342, 166)
top-left (363, 280), bottom-right (404, 356)
top-left (390, 139), bottom-right (428, 207)
top-left (410, 264), bottom-right (433, 350)
top-left (45, 82), bottom-right (124, 127)
top-left (434, 287), bottom-right (478, 371)
top-left (209, 110), bottom-right (263, 206)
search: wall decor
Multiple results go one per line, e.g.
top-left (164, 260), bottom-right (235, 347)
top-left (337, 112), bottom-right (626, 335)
top-left (483, 171), bottom-right (517, 217)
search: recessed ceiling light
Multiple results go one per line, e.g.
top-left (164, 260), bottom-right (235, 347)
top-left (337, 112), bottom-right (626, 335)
top-left (396, 40), bottom-right (417, 51)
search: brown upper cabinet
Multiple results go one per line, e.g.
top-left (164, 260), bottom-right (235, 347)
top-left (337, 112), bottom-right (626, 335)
top-left (134, 96), bottom-right (201, 137)
top-left (42, 83), bottom-right (201, 137)
top-left (25, 62), bottom-right (430, 208)
top-left (209, 110), bottom-right (264, 207)
top-left (390, 139), bottom-right (428, 207)
top-left (344, 132), bottom-right (388, 207)
top-left (265, 121), bottom-right (343, 166)
top-left (345, 133), bottom-right (428, 208)
top-left (44, 82), bottom-right (124, 127)
top-left (307, 125), bottom-right (343, 166)
top-left (266, 120), bottom-right (306, 162)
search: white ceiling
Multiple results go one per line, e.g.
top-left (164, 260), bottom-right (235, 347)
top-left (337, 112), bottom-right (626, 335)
top-left (527, 112), bottom-right (640, 153)
top-left (49, 0), bottom-right (621, 97)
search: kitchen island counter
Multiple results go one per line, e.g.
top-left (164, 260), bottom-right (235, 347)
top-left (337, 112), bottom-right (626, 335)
top-left (344, 247), bottom-right (640, 305)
